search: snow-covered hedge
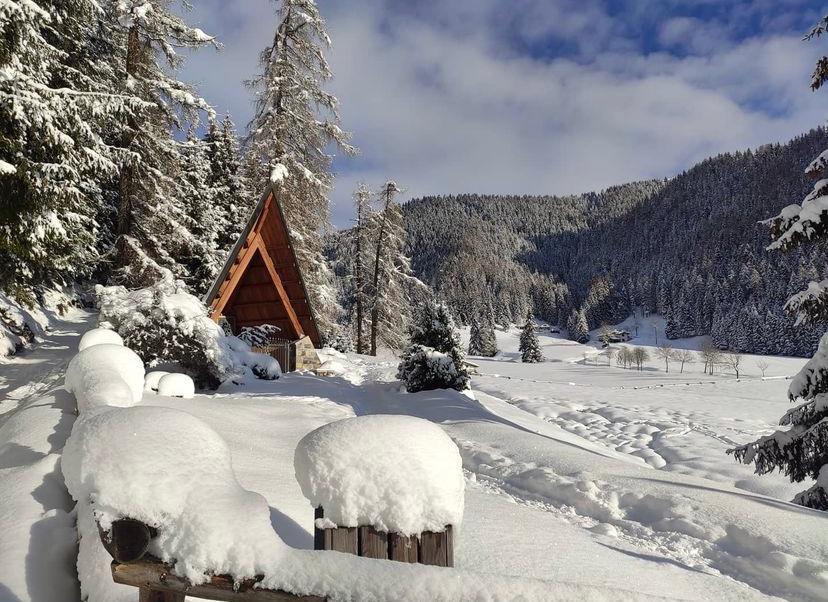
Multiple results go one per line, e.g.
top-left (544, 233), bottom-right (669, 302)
top-left (95, 274), bottom-right (280, 388)
top-left (65, 344), bottom-right (145, 412)
top-left (294, 415), bottom-right (464, 535)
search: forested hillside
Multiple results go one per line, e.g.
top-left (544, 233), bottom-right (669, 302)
top-left (404, 129), bottom-right (828, 356)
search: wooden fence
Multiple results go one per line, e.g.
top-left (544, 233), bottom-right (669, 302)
top-left (313, 507), bottom-right (454, 566)
top-left (98, 519), bottom-right (324, 602)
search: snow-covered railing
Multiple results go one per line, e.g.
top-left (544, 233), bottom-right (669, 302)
top-left (97, 519), bottom-right (324, 601)
top-left (295, 415), bottom-right (464, 567)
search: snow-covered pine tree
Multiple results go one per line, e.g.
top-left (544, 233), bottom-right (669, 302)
top-left (245, 0), bottom-right (356, 340)
top-left (468, 316), bottom-right (484, 356)
top-left (519, 313), bottom-right (544, 363)
top-left (730, 18), bottom-right (828, 510)
top-left (397, 301), bottom-right (470, 392)
top-left (566, 309), bottom-right (590, 343)
top-left (105, 0), bottom-right (216, 286)
top-left (207, 115), bottom-right (253, 255)
top-left (0, 0), bottom-right (133, 291)
top-left (368, 181), bottom-right (423, 353)
top-left (175, 132), bottom-right (221, 295)
top-left (352, 182), bottom-right (373, 354)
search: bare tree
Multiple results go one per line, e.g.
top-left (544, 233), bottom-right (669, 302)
top-left (674, 348), bottom-right (694, 373)
top-left (722, 351), bottom-right (743, 378)
top-left (654, 343), bottom-right (674, 373)
top-left (755, 358), bottom-right (770, 378)
top-left (632, 346), bottom-right (649, 371)
top-left (616, 347), bottom-right (629, 368)
top-left (604, 347), bottom-right (617, 366)
top-left (699, 339), bottom-right (722, 375)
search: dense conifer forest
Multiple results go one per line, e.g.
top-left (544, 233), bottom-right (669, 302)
top-left (403, 129), bottom-right (828, 356)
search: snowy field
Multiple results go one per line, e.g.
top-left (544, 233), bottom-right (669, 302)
top-left (1, 316), bottom-right (827, 601)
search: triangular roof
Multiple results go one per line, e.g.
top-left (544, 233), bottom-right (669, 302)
top-left (204, 183), bottom-right (321, 346)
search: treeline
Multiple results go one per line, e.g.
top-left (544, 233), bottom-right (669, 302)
top-left (403, 129), bottom-right (828, 356)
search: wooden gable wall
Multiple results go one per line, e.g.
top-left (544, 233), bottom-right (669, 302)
top-left (207, 189), bottom-right (321, 346)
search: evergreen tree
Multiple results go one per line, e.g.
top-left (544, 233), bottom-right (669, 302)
top-left (351, 182), bottom-right (373, 354)
top-left (468, 316), bottom-right (484, 356)
top-left (175, 132), bottom-right (220, 295)
top-left (106, 0), bottom-right (217, 286)
top-left (207, 114), bottom-right (252, 254)
top-left (730, 20), bottom-right (828, 511)
top-left (397, 301), bottom-right (470, 393)
top-left (566, 309), bottom-right (590, 343)
top-left (245, 0), bottom-right (356, 340)
top-left (0, 0), bottom-right (132, 291)
top-left (519, 313), bottom-right (544, 363)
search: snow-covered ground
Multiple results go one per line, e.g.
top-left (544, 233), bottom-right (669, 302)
top-left (2, 316), bottom-right (827, 601)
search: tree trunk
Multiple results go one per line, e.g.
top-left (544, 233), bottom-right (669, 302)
top-left (355, 206), bottom-right (364, 354)
top-left (369, 186), bottom-right (394, 356)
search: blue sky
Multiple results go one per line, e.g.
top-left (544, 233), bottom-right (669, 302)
top-left (178, 0), bottom-right (827, 226)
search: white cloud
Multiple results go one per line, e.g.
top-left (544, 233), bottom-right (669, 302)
top-left (177, 1), bottom-right (828, 227)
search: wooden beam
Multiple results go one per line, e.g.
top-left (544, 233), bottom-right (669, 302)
top-left (111, 559), bottom-right (326, 602)
top-left (211, 244), bottom-right (258, 319)
top-left (252, 234), bottom-right (305, 339)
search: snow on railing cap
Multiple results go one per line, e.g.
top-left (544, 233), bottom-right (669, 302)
top-left (62, 406), bottom-right (288, 583)
top-left (294, 415), bottom-right (464, 535)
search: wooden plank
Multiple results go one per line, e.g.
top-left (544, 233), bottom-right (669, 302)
top-left (445, 525), bottom-right (454, 567)
top-left (329, 527), bottom-right (358, 555)
top-left (139, 587), bottom-right (184, 602)
top-left (419, 530), bottom-right (449, 567)
top-left (358, 526), bottom-right (388, 560)
top-left (252, 234), bottom-right (305, 339)
top-left (388, 533), bottom-right (418, 563)
top-left (98, 519), bottom-right (153, 563)
top-left (112, 560), bottom-right (326, 601)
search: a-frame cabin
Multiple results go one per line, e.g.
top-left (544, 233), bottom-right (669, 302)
top-left (203, 183), bottom-right (322, 348)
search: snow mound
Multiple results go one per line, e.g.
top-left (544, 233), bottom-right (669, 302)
top-left (62, 406), bottom-right (288, 584)
top-left (144, 370), bottom-right (170, 392)
top-left (157, 373), bottom-right (195, 398)
top-left (78, 328), bottom-right (124, 352)
top-left (294, 415), bottom-right (464, 535)
top-left (65, 344), bottom-right (145, 411)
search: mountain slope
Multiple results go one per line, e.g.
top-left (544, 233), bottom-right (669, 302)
top-left (403, 129), bottom-right (828, 356)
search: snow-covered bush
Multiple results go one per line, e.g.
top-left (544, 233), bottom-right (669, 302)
top-left (397, 302), bottom-right (470, 393)
top-left (0, 292), bottom-right (46, 356)
top-left (157, 373), bottom-right (195, 398)
top-left (238, 324), bottom-right (282, 348)
top-left (65, 344), bottom-right (145, 412)
top-left (78, 328), bottom-right (124, 352)
top-left (144, 371), bottom-right (170, 392)
top-left (95, 274), bottom-right (280, 388)
top-left (294, 415), bottom-right (464, 534)
top-left (397, 345), bottom-right (470, 393)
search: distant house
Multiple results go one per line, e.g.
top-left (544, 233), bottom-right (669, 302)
top-left (607, 329), bottom-right (632, 343)
top-left (203, 182), bottom-right (322, 371)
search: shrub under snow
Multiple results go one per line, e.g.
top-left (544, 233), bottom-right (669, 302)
top-left (157, 373), bottom-right (195, 398)
top-left (65, 344), bottom-right (145, 412)
top-left (144, 370), bottom-right (170, 392)
top-left (294, 415), bottom-right (464, 535)
top-left (78, 328), bottom-right (124, 352)
top-left (95, 274), bottom-right (280, 388)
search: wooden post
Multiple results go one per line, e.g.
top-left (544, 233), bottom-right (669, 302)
top-left (358, 526), bottom-right (388, 560)
top-left (388, 533), bottom-right (418, 563)
top-left (419, 528), bottom-right (452, 567)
